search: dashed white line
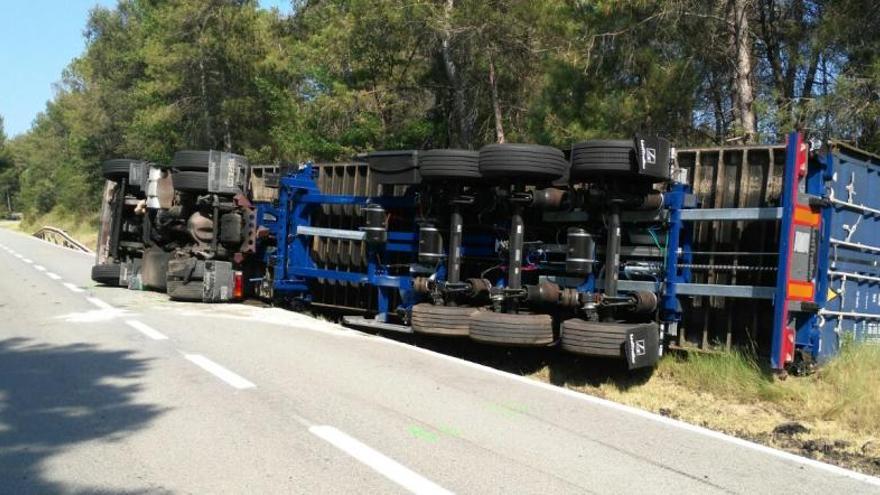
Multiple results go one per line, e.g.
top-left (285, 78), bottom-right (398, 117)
top-left (310, 426), bottom-right (453, 495)
top-left (22, 258), bottom-right (32, 264)
top-left (86, 297), bottom-right (114, 310)
top-left (183, 354), bottom-right (256, 389)
top-left (33, 264), bottom-right (46, 271)
top-left (14, 253), bottom-right (23, 259)
top-left (46, 272), bottom-right (62, 280)
top-left (125, 320), bottom-right (168, 340)
top-left (62, 282), bottom-right (85, 293)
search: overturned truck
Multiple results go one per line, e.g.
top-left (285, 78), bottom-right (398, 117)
top-left (93, 133), bottom-right (880, 373)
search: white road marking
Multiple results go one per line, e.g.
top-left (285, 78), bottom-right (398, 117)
top-left (22, 258), bottom-right (32, 263)
top-left (310, 426), bottom-right (453, 495)
top-left (62, 282), bottom-right (85, 293)
top-left (184, 354), bottom-right (256, 389)
top-left (381, 338), bottom-right (880, 487)
top-left (125, 320), bottom-right (168, 340)
top-left (33, 264), bottom-right (46, 271)
top-left (46, 272), bottom-right (62, 280)
top-left (14, 253), bottom-right (23, 259)
top-left (86, 297), bottom-right (114, 310)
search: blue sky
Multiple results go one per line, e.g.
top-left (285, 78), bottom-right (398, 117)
top-left (0, 0), bottom-right (291, 138)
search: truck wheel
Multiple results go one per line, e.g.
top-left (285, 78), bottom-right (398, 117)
top-left (102, 159), bottom-right (142, 181)
top-left (561, 319), bottom-right (660, 369)
top-left (91, 263), bottom-right (122, 286)
top-left (411, 303), bottom-right (479, 336)
top-left (469, 311), bottom-right (555, 346)
top-left (171, 150), bottom-right (247, 172)
top-left (171, 150), bottom-right (212, 171)
top-left (419, 150), bottom-right (481, 181)
top-left (569, 140), bottom-right (635, 181)
top-left (478, 144), bottom-right (568, 183)
top-left (173, 171), bottom-right (209, 193)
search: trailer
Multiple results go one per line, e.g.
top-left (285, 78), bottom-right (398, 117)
top-left (91, 132), bottom-right (880, 373)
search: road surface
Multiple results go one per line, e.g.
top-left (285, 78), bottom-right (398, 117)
top-left (0, 227), bottom-right (877, 494)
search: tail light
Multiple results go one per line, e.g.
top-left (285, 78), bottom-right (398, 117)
top-left (233, 271), bottom-right (243, 300)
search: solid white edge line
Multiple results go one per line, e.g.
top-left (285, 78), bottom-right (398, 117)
top-left (378, 338), bottom-right (880, 487)
top-left (33, 264), bottom-right (46, 271)
top-left (310, 425), bottom-right (453, 495)
top-left (86, 297), bottom-right (114, 310)
top-left (183, 354), bottom-right (256, 390)
top-left (46, 272), bottom-right (62, 280)
top-left (62, 282), bottom-right (85, 293)
top-left (125, 320), bottom-right (168, 340)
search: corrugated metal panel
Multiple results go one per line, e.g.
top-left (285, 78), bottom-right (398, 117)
top-left (818, 144), bottom-right (880, 355)
top-left (674, 145), bottom-right (786, 352)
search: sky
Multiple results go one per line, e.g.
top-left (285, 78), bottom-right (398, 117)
top-left (0, 0), bottom-right (291, 139)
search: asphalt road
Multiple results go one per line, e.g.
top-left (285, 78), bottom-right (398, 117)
top-left (0, 228), bottom-right (878, 494)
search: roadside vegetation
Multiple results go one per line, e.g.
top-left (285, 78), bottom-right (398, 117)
top-left (14, 209), bottom-right (100, 250)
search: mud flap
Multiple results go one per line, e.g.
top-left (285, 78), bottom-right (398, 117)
top-left (624, 323), bottom-right (660, 370)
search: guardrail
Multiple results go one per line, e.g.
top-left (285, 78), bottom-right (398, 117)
top-left (32, 226), bottom-right (93, 254)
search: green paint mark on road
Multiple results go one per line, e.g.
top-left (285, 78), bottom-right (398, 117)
top-left (407, 424), bottom-right (463, 443)
top-left (408, 425), bottom-right (440, 443)
top-left (437, 425), bottom-right (462, 438)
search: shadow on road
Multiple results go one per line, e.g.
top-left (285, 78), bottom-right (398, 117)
top-left (404, 334), bottom-right (653, 392)
top-left (0, 337), bottom-right (166, 493)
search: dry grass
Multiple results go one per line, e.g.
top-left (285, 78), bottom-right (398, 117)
top-left (791, 343), bottom-right (880, 434)
top-left (13, 209), bottom-right (100, 250)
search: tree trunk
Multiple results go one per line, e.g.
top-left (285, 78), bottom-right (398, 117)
top-left (199, 56), bottom-right (213, 147)
top-left (440, 0), bottom-right (472, 147)
top-left (488, 54), bottom-right (505, 144)
top-left (729, 0), bottom-right (757, 142)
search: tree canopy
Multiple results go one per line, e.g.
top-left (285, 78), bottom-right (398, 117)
top-left (4, 0), bottom-right (880, 217)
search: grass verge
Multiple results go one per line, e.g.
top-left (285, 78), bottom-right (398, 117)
top-left (5, 208), bottom-right (100, 250)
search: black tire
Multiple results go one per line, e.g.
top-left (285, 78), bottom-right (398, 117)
top-left (171, 150), bottom-right (247, 172)
top-left (560, 319), bottom-right (657, 358)
top-left (91, 263), bottom-right (122, 286)
top-left (469, 311), bottom-right (554, 346)
top-left (420, 150), bottom-right (481, 181)
top-left (142, 248), bottom-right (170, 291)
top-left (478, 144), bottom-right (568, 183)
top-left (411, 303), bottom-right (479, 336)
top-left (570, 140), bottom-right (636, 181)
top-left (167, 280), bottom-right (204, 301)
top-left (170, 150), bottom-right (212, 171)
top-left (102, 159), bottom-right (142, 181)
top-left (173, 171), bottom-right (209, 193)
